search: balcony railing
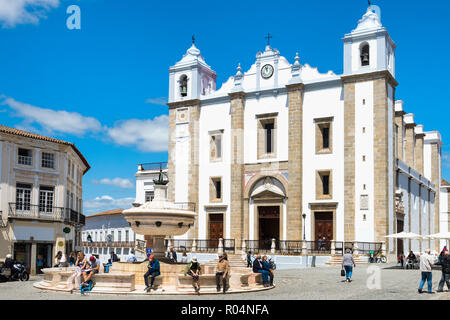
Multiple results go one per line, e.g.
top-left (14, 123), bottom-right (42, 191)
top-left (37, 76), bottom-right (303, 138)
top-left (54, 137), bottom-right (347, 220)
top-left (165, 239), bottom-right (236, 254)
top-left (82, 241), bottom-right (136, 248)
top-left (8, 203), bottom-right (85, 226)
top-left (173, 202), bottom-right (196, 212)
top-left (138, 162), bottom-right (168, 172)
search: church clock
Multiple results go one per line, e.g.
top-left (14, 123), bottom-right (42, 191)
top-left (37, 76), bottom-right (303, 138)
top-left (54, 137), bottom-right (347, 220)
top-left (261, 64), bottom-right (274, 79)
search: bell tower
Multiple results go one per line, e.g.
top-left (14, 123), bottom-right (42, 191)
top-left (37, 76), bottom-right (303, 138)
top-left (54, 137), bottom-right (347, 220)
top-left (343, 6), bottom-right (396, 78)
top-left (168, 39), bottom-right (217, 103)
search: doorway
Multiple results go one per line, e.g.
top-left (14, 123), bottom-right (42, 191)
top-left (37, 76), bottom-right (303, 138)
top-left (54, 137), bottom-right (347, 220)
top-left (13, 243), bottom-right (31, 273)
top-left (397, 219), bottom-right (404, 256)
top-left (209, 213), bottom-right (223, 248)
top-left (314, 212), bottom-right (333, 251)
top-left (36, 243), bottom-right (53, 273)
top-left (258, 206), bottom-right (280, 250)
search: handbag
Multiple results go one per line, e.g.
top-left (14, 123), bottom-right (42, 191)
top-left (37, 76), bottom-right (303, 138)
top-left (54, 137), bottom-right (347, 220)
top-left (341, 267), bottom-right (346, 277)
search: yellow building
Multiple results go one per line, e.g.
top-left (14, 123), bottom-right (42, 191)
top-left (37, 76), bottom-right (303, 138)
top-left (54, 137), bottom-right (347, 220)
top-left (0, 125), bottom-right (90, 275)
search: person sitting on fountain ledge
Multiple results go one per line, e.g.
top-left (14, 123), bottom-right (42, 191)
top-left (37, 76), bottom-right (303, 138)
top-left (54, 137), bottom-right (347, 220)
top-left (184, 257), bottom-right (202, 293)
top-left (253, 254), bottom-right (270, 287)
top-left (144, 254), bottom-right (160, 292)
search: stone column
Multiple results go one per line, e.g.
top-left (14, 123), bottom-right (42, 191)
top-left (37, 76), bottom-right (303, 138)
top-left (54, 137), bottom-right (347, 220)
top-left (286, 83), bottom-right (304, 241)
top-left (271, 238), bottom-right (276, 254)
top-left (372, 76), bottom-right (396, 245)
top-left (404, 123), bottom-right (415, 168)
top-left (414, 126), bottom-right (425, 174)
top-left (394, 110), bottom-right (405, 161)
top-left (30, 243), bottom-right (37, 275)
top-left (188, 102), bottom-right (201, 239)
top-left (167, 107), bottom-right (177, 202)
top-left (342, 80), bottom-right (356, 241)
top-left (430, 142), bottom-right (441, 251)
top-left (229, 91), bottom-right (245, 249)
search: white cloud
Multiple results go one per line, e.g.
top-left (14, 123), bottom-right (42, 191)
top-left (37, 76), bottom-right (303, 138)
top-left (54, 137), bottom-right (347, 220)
top-left (83, 195), bottom-right (135, 215)
top-left (92, 178), bottom-right (134, 189)
top-left (0, 0), bottom-right (59, 27)
top-left (1, 96), bottom-right (103, 136)
top-left (1, 95), bottom-right (169, 152)
top-left (107, 116), bottom-right (168, 152)
top-left (145, 97), bottom-right (167, 106)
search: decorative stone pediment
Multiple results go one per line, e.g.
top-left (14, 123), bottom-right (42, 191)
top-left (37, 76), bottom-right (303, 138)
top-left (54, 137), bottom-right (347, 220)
top-left (250, 177), bottom-right (286, 199)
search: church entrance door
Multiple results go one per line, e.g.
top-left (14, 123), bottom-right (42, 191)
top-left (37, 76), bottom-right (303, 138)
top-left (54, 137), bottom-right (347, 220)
top-left (209, 213), bottom-right (224, 248)
top-left (258, 206), bottom-right (280, 250)
top-left (314, 212), bottom-right (333, 252)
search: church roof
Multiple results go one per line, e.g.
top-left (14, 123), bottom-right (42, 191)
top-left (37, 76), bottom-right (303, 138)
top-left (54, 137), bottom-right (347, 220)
top-left (442, 179), bottom-right (450, 187)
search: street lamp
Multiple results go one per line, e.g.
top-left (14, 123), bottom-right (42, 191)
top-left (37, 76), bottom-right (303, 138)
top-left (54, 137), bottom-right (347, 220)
top-left (302, 213), bottom-right (306, 240)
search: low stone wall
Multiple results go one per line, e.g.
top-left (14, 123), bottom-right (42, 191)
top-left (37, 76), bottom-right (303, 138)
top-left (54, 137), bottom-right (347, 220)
top-left (39, 267), bottom-right (136, 292)
top-left (110, 261), bottom-right (188, 287)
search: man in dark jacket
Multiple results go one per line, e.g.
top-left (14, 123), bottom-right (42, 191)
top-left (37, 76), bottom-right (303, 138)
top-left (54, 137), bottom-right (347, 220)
top-left (436, 251), bottom-right (450, 292)
top-left (252, 254), bottom-right (269, 287)
top-left (144, 254), bottom-right (160, 292)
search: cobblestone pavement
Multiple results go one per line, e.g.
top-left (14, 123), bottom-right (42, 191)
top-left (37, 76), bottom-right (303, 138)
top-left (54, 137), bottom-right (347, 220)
top-left (0, 264), bottom-right (449, 300)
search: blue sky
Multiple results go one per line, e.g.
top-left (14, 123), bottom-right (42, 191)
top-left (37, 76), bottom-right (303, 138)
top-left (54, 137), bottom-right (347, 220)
top-left (0, 0), bottom-right (449, 215)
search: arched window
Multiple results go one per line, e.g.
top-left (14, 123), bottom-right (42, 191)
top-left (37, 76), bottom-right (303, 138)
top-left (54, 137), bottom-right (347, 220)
top-left (179, 75), bottom-right (188, 97)
top-left (360, 43), bottom-right (370, 66)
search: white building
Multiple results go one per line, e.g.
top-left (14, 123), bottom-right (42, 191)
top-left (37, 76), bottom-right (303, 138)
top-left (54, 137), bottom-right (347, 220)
top-left (0, 125), bottom-right (89, 274)
top-left (165, 5), bottom-right (447, 258)
top-left (82, 209), bottom-right (146, 264)
top-left (135, 162), bottom-right (168, 205)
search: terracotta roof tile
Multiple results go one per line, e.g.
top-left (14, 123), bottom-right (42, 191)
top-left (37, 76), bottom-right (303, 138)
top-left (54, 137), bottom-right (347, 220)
top-left (87, 209), bottom-right (124, 218)
top-left (442, 179), bottom-right (450, 187)
top-left (0, 124), bottom-right (90, 173)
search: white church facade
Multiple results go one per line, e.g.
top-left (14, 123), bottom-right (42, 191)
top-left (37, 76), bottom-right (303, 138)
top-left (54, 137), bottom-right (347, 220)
top-left (165, 6), bottom-right (447, 258)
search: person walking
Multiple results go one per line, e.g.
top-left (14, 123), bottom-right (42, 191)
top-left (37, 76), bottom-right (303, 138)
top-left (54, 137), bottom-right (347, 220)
top-left (342, 249), bottom-right (356, 282)
top-left (418, 248), bottom-right (436, 294)
top-left (252, 254), bottom-right (270, 287)
top-left (435, 251), bottom-right (450, 293)
top-left (216, 254), bottom-right (229, 293)
top-left (168, 247), bottom-right (178, 263)
top-left (246, 251), bottom-right (252, 268)
top-left (144, 254), bottom-right (160, 292)
top-left (184, 257), bottom-right (202, 293)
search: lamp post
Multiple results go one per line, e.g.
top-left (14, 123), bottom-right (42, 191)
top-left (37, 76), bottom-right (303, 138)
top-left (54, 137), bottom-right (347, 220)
top-left (302, 213), bottom-right (306, 240)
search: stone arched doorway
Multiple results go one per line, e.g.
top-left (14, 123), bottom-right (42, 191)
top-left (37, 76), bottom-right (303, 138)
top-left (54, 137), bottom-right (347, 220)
top-left (247, 177), bottom-right (287, 249)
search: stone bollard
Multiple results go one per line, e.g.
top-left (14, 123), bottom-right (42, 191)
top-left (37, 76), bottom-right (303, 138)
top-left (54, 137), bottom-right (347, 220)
top-left (241, 239), bottom-right (247, 255)
top-left (381, 241), bottom-right (386, 256)
top-left (166, 237), bottom-right (173, 252)
top-left (302, 240), bottom-right (308, 255)
top-left (271, 238), bottom-right (276, 254)
top-left (331, 240), bottom-right (336, 255)
top-left (218, 238), bottom-right (224, 255)
top-left (352, 241), bottom-right (359, 255)
top-left (192, 239), bottom-right (197, 253)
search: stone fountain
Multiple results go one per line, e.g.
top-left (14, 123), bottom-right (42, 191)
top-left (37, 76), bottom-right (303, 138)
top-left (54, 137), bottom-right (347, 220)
top-left (33, 170), bottom-right (274, 295)
top-left (122, 170), bottom-right (196, 258)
